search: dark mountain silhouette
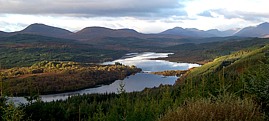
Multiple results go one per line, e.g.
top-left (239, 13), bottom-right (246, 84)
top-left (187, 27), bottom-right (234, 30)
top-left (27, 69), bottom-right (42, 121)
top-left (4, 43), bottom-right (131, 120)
top-left (70, 26), bottom-right (183, 41)
top-left (2, 22), bottom-right (269, 40)
top-left (19, 23), bottom-right (73, 38)
top-left (160, 27), bottom-right (216, 37)
top-left (70, 27), bottom-right (141, 40)
top-left (160, 27), bottom-right (239, 37)
top-left (0, 31), bottom-right (8, 37)
top-left (206, 29), bottom-right (238, 37)
top-left (234, 22), bottom-right (269, 37)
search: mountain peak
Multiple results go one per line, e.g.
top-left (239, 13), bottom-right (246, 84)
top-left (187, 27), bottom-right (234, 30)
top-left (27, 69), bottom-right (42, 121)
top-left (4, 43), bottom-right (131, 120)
top-left (161, 27), bottom-right (216, 37)
top-left (24, 23), bottom-right (62, 31)
top-left (235, 22), bottom-right (269, 37)
top-left (258, 22), bottom-right (269, 25)
top-left (76, 27), bottom-right (114, 36)
top-left (29, 23), bottom-right (47, 26)
top-left (172, 27), bottom-right (184, 30)
top-left (72, 26), bottom-right (141, 40)
top-left (20, 23), bottom-right (72, 37)
top-left (207, 29), bottom-right (219, 32)
top-left (80, 26), bottom-right (112, 31)
top-left (118, 28), bottom-right (138, 32)
top-left (257, 22), bottom-right (269, 28)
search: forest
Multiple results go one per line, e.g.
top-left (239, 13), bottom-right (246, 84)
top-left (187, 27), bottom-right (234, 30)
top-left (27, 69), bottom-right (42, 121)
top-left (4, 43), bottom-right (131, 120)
top-left (0, 61), bottom-right (141, 96)
top-left (0, 34), bottom-right (127, 68)
top-left (0, 41), bottom-right (268, 120)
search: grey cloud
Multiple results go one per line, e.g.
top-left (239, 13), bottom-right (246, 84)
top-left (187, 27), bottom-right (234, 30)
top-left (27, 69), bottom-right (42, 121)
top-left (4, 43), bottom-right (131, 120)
top-left (0, 0), bottom-right (186, 18)
top-left (198, 11), bottom-right (213, 17)
top-left (0, 21), bottom-right (27, 31)
top-left (211, 9), bottom-right (241, 19)
top-left (239, 12), bottom-right (269, 22)
top-left (160, 16), bottom-right (194, 23)
top-left (211, 9), bottom-right (269, 21)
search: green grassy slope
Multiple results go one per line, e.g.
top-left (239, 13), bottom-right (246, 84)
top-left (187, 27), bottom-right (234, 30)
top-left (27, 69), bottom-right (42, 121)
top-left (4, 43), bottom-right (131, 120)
top-left (185, 44), bottom-right (269, 79)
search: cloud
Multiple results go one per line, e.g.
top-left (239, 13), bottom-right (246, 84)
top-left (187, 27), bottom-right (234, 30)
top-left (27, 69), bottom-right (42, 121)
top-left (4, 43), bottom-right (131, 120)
top-left (198, 11), bottom-right (213, 17)
top-left (0, 21), bottom-right (28, 32)
top-left (211, 9), bottom-right (269, 21)
top-left (0, 0), bottom-right (186, 18)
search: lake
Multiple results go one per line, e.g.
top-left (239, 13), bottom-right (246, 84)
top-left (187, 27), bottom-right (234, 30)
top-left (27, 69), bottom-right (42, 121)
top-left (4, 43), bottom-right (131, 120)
top-left (9, 52), bottom-right (200, 104)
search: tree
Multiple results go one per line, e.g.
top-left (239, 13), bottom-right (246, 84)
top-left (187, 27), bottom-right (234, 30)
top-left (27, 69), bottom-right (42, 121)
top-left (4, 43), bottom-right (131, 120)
top-left (115, 62), bottom-right (122, 66)
top-left (0, 76), bottom-right (3, 97)
top-left (2, 103), bottom-right (24, 121)
top-left (0, 63), bottom-right (2, 97)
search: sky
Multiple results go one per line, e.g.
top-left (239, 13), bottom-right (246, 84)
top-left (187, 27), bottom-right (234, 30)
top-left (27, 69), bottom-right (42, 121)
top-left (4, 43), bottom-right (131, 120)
top-left (0, 0), bottom-right (269, 33)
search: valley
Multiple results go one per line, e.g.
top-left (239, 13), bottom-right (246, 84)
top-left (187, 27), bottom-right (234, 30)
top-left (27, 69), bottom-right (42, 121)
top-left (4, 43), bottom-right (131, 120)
top-left (0, 23), bottom-right (268, 121)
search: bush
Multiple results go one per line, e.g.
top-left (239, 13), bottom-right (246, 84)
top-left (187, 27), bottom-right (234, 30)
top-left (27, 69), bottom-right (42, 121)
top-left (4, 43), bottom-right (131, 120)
top-left (159, 94), bottom-right (264, 121)
top-left (245, 59), bottom-right (269, 118)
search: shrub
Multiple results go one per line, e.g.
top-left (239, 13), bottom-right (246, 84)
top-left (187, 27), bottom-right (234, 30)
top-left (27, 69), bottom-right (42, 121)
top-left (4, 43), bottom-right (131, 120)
top-left (245, 59), bottom-right (269, 118)
top-left (159, 94), bottom-right (264, 121)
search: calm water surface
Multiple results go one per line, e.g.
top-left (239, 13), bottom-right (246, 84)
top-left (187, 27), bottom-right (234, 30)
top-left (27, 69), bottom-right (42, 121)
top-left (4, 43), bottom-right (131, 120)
top-left (9, 52), bottom-right (200, 104)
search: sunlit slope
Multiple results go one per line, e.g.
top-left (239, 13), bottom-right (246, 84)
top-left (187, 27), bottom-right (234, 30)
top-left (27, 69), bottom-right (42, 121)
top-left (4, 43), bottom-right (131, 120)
top-left (184, 44), bottom-right (269, 79)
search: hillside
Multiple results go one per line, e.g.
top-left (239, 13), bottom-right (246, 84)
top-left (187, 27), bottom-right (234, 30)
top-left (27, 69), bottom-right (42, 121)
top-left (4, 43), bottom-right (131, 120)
top-left (182, 44), bottom-right (269, 80)
top-left (18, 23), bottom-right (73, 38)
top-left (0, 31), bottom-right (8, 37)
top-left (235, 22), bottom-right (269, 37)
top-left (163, 37), bottom-right (269, 64)
top-left (0, 34), bottom-right (126, 68)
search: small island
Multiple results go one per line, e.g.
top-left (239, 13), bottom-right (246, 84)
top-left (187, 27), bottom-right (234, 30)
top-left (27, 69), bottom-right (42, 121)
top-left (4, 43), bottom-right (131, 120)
top-left (150, 70), bottom-right (187, 77)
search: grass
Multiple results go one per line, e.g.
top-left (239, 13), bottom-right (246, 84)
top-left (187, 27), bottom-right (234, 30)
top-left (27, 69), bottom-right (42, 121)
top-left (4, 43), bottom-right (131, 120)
top-left (160, 93), bottom-right (264, 121)
top-left (186, 45), bottom-right (269, 78)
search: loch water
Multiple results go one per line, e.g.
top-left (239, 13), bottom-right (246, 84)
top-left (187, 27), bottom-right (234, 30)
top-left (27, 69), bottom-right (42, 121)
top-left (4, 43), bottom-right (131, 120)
top-left (9, 52), bottom-right (200, 104)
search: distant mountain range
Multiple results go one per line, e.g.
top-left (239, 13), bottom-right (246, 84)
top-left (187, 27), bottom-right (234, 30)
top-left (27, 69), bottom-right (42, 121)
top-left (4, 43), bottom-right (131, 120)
top-left (163, 27), bottom-right (240, 37)
top-left (160, 27), bottom-right (240, 37)
top-left (234, 22), bottom-right (269, 37)
top-left (160, 22), bottom-right (269, 38)
top-left (70, 26), bottom-right (143, 40)
top-left (0, 22), bottom-right (269, 40)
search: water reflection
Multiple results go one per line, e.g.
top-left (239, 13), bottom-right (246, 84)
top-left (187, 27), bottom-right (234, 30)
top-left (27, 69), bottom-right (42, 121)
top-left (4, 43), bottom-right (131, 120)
top-left (103, 52), bottom-right (200, 72)
top-left (9, 52), bottom-right (200, 103)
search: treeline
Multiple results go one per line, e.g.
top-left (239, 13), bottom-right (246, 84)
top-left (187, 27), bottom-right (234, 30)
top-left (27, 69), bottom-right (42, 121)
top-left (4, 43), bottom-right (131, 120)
top-left (151, 70), bottom-right (187, 76)
top-left (0, 61), bottom-right (141, 96)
